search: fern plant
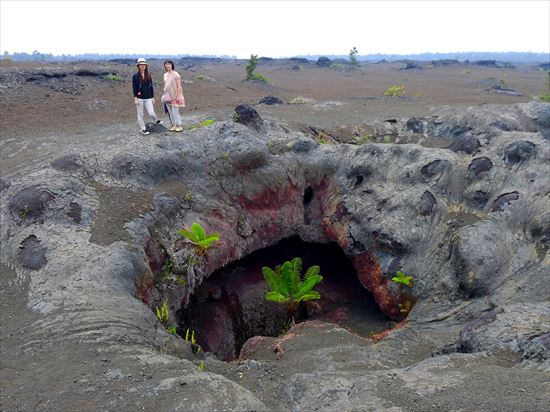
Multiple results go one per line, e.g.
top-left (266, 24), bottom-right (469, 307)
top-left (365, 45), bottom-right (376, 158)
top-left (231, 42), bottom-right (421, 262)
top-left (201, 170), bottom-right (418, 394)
top-left (178, 222), bottom-right (220, 254)
top-left (262, 257), bottom-right (323, 322)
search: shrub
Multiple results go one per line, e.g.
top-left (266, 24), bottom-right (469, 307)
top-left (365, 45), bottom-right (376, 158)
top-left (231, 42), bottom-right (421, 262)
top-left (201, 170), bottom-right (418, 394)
top-left (249, 73), bottom-right (268, 83)
top-left (102, 73), bottom-right (122, 82)
top-left (262, 257), bottom-right (323, 322)
top-left (384, 85), bottom-right (406, 97)
top-left (538, 94), bottom-right (550, 102)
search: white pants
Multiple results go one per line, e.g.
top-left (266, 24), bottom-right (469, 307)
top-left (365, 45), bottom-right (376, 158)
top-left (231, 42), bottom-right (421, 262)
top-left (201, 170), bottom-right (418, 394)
top-left (136, 98), bottom-right (158, 130)
top-left (168, 104), bottom-right (182, 126)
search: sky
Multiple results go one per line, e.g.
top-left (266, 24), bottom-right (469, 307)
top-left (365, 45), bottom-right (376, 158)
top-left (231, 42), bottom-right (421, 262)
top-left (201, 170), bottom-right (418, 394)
top-left (1, 0), bottom-right (549, 58)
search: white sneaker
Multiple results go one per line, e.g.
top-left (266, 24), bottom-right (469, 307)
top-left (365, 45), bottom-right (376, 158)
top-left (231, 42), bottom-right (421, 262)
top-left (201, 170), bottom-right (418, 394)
top-left (156, 120), bottom-right (163, 125)
top-left (141, 129), bottom-right (150, 135)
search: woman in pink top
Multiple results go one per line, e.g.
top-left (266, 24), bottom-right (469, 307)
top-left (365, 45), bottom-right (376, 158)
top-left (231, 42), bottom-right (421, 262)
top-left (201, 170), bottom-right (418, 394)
top-left (162, 60), bottom-right (186, 132)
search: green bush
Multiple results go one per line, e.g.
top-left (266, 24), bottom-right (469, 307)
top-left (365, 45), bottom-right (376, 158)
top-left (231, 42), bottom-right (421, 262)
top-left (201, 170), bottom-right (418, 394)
top-left (249, 73), bottom-right (268, 83)
top-left (538, 94), bottom-right (550, 102)
top-left (384, 85), bottom-right (406, 97)
top-left (102, 73), bottom-right (122, 82)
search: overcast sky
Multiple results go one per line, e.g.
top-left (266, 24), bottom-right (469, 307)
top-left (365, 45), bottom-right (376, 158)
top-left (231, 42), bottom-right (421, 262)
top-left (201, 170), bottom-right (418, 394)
top-left (1, 1), bottom-right (549, 58)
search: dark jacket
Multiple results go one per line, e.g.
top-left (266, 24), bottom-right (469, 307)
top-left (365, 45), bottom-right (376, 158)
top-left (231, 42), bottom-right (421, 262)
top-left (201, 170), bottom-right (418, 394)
top-left (132, 72), bottom-right (154, 99)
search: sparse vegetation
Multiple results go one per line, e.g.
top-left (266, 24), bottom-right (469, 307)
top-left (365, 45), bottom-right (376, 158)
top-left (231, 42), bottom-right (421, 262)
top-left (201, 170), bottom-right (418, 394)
top-left (539, 94), bottom-right (550, 102)
top-left (250, 73), bottom-right (268, 83)
top-left (185, 328), bottom-right (201, 354)
top-left (160, 257), bottom-right (174, 279)
top-left (290, 97), bottom-right (314, 105)
top-left (188, 119), bottom-right (215, 130)
top-left (392, 270), bottom-right (413, 287)
top-left (178, 222), bottom-right (220, 254)
top-left (102, 73), bottom-right (122, 82)
top-left (262, 257), bottom-right (323, 323)
top-left (19, 205), bottom-right (30, 219)
top-left (155, 300), bottom-right (177, 334)
top-left (398, 300), bottom-right (413, 316)
top-left (357, 134), bottom-right (373, 144)
top-left (196, 74), bottom-right (215, 82)
top-left (384, 85), bottom-right (406, 97)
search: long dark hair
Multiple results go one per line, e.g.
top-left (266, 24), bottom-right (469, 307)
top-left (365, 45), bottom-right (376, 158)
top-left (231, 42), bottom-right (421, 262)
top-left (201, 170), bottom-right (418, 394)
top-left (164, 60), bottom-right (175, 70)
top-left (138, 66), bottom-right (152, 82)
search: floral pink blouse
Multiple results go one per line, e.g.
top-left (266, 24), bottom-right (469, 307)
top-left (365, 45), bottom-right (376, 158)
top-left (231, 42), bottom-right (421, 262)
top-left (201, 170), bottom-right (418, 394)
top-left (163, 71), bottom-right (186, 107)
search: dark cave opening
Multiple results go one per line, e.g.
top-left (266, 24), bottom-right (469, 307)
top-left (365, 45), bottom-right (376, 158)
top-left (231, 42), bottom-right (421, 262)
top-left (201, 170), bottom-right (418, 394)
top-left (176, 236), bottom-right (394, 361)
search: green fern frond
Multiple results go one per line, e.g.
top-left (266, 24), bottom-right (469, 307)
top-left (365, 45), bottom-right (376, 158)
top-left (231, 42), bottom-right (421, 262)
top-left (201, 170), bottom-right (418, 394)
top-left (191, 222), bottom-right (206, 241)
top-left (280, 261), bottom-right (294, 297)
top-left (295, 274), bottom-right (323, 298)
top-left (178, 228), bottom-right (194, 240)
top-left (296, 290), bottom-right (321, 302)
top-left (266, 291), bottom-right (289, 303)
top-left (262, 266), bottom-right (281, 293)
top-left (179, 223), bottom-right (220, 252)
top-left (304, 265), bottom-right (320, 280)
top-left (196, 234), bottom-right (220, 249)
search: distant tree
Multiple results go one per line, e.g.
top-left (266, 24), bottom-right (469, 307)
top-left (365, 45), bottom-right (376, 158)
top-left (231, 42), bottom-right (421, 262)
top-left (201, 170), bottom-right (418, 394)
top-left (349, 47), bottom-right (358, 66)
top-left (244, 54), bottom-right (267, 83)
top-left (245, 54), bottom-right (259, 80)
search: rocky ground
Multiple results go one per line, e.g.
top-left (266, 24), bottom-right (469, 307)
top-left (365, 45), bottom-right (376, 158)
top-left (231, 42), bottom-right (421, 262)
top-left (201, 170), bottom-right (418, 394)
top-left (1, 58), bottom-right (549, 411)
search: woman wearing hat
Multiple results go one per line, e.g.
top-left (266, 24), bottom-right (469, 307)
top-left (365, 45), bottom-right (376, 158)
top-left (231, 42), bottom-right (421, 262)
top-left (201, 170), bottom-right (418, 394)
top-left (162, 60), bottom-right (186, 132)
top-left (132, 58), bottom-right (162, 135)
